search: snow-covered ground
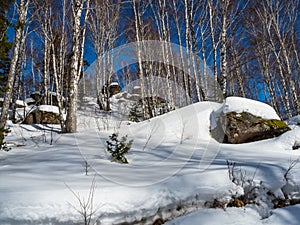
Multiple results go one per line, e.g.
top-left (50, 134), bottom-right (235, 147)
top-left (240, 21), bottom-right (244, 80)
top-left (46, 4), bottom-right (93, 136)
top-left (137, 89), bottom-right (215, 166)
top-left (0, 97), bottom-right (300, 225)
top-left (165, 204), bottom-right (300, 225)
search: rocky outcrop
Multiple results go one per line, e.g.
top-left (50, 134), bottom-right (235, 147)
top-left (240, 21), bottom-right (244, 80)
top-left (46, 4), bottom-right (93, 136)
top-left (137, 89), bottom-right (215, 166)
top-left (108, 83), bottom-right (122, 97)
top-left (23, 106), bottom-right (61, 124)
top-left (16, 100), bottom-right (27, 108)
top-left (211, 111), bottom-right (290, 144)
top-left (101, 83), bottom-right (122, 98)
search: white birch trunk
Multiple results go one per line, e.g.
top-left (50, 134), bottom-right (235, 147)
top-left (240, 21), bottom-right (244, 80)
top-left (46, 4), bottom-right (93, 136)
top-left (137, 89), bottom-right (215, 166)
top-left (172, 0), bottom-right (189, 105)
top-left (43, 33), bottom-right (50, 105)
top-left (220, 0), bottom-right (228, 96)
top-left (59, 0), bottom-right (67, 103)
top-left (133, 0), bottom-right (146, 118)
top-left (65, 0), bottom-right (89, 133)
top-left (266, 25), bottom-right (292, 117)
top-left (51, 43), bottom-right (66, 131)
top-left (0, 0), bottom-right (29, 129)
top-left (184, 0), bottom-right (193, 101)
top-left (208, 0), bottom-right (219, 101)
top-left (274, 23), bottom-right (299, 115)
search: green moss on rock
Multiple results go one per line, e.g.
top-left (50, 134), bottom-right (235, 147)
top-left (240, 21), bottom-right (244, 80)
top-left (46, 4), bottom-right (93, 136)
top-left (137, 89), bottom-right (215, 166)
top-left (211, 111), bottom-right (290, 144)
top-left (264, 119), bottom-right (290, 130)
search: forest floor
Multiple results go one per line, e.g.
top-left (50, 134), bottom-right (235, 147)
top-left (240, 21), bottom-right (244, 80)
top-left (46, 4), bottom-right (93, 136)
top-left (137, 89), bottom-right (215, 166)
top-left (0, 97), bottom-right (300, 225)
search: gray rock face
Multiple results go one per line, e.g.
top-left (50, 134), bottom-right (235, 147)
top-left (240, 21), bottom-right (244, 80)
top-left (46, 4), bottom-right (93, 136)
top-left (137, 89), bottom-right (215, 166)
top-left (211, 111), bottom-right (290, 144)
top-left (23, 109), bottom-right (60, 125)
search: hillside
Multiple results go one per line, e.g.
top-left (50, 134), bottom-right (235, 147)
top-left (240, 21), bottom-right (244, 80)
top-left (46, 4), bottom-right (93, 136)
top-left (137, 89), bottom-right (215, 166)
top-left (0, 97), bottom-right (300, 225)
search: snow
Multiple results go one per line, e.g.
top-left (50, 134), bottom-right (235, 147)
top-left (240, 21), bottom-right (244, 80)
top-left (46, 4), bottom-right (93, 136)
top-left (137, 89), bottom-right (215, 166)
top-left (16, 100), bottom-right (27, 107)
top-left (109, 82), bottom-right (120, 86)
top-left (264, 204), bottom-right (300, 225)
top-left (0, 99), bottom-right (27, 107)
top-left (222, 97), bottom-right (281, 120)
top-left (36, 105), bottom-right (60, 114)
top-left (0, 97), bottom-right (300, 224)
top-left (31, 91), bottom-right (42, 95)
top-left (274, 126), bottom-right (300, 150)
top-left (24, 98), bottom-right (35, 104)
top-left (165, 207), bottom-right (262, 225)
top-left (287, 115), bottom-right (300, 126)
top-left (165, 205), bottom-right (300, 225)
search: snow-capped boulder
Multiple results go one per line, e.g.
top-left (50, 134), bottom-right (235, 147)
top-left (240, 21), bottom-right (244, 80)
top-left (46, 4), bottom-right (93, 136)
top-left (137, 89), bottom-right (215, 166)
top-left (25, 97), bottom-right (36, 106)
top-left (211, 97), bottom-right (290, 144)
top-left (133, 85), bottom-right (141, 95)
top-left (108, 82), bottom-right (121, 97)
top-left (22, 105), bottom-right (61, 125)
top-left (222, 97), bottom-right (281, 120)
top-left (16, 100), bottom-right (27, 108)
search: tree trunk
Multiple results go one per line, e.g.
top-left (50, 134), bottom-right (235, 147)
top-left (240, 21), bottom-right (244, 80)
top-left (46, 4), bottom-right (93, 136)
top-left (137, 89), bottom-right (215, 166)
top-left (51, 42), bottom-right (66, 132)
top-left (43, 31), bottom-right (50, 105)
top-left (0, 0), bottom-right (29, 129)
top-left (220, 0), bottom-right (229, 96)
top-left (184, 0), bottom-right (193, 101)
top-left (65, 0), bottom-right (89, 133)
top-left (208, 0), bottom-right (219, 101)
top-left (172, 0), bottom-right (189, 105)
top-left (133, 0), bottom-right (146, 118)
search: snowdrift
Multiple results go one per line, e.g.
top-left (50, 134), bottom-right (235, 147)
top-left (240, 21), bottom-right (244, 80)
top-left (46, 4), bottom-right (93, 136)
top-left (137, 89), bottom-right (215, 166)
top-left (0, 97), bottom-right (300, 225)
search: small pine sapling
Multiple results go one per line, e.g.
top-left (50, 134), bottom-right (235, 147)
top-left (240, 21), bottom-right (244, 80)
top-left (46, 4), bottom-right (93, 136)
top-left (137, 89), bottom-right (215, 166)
top-left (128, 103), bottom-right (140, 122)
top-left (106, 133), bottom-right (133, 164)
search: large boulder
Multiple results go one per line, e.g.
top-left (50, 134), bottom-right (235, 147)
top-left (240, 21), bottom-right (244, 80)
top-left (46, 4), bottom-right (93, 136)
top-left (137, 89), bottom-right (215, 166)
top-left (108, 82), bottom-right (122, 97)
top-left (22, 105), bottom-right (61, 125)
top-left (211, 111), bottom-right (290, 144)
top-left (133, 86), bottom-right (141, 95)
top-left (211, 97), bottom-right (291, 144)
top-left (16, 100), bottom-right (27, 108)
top-left (101, 82), bottom-right (122, 98)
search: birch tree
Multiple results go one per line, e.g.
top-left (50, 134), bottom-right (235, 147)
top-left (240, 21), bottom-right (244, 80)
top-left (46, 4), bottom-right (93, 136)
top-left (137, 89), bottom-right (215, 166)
top-left (219, 0), bottom-right (230, 96)
top-left (50, 0), bottom-right (69, 130)
top-left (269, 0), bottom-right (300, 115)
top-left (87, 0), bottom-right (120, 112)
top-left (10, 24), bottom-right (28, 122)
top-left (64, 0), bottom-right (90, 133)
top-left (132, 0), bottom-right (147, 118)
top-left (207, 0), bottom-right (220, 100)
top-left (249, 0), bottom-right (299, 118)
top-left (149, 0), bottom-right (176, 110)
top-left (170, 0), bottom-right (189, 104)
top-left (32, 0), bottom-right (69, 130)
top-left (0, 0), bottom-right (30, 129)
